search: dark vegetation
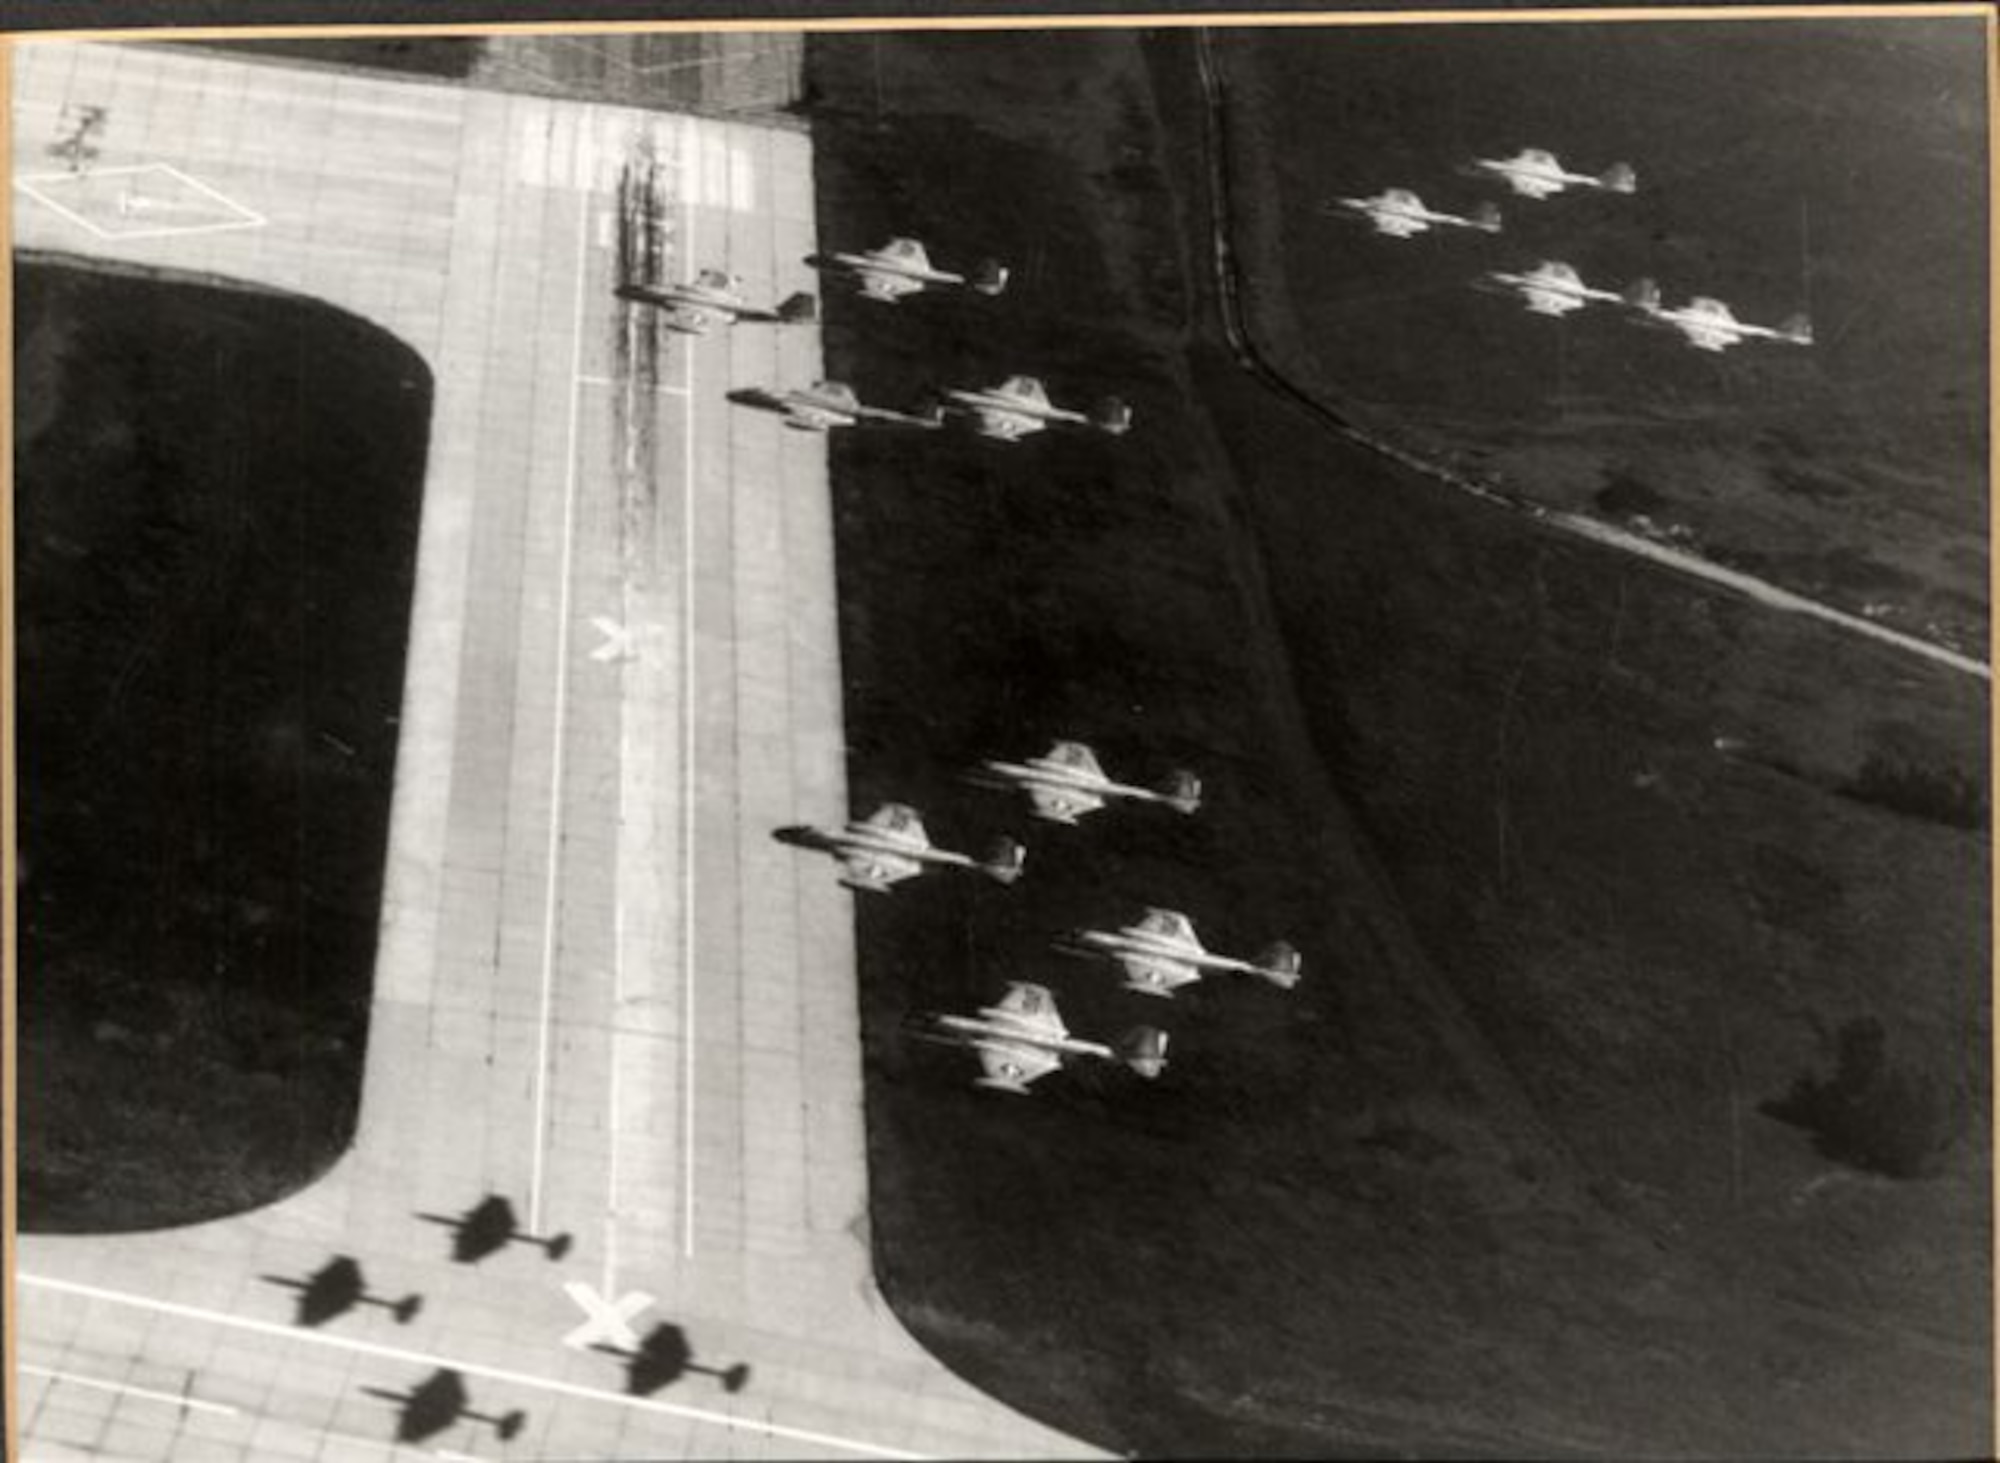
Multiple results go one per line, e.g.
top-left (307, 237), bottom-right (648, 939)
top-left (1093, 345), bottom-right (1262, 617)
top-left (807, 24), bottom-right (1989, 1458)
top-left (1220, 19), bottom-right (1989, 657)
top-left (16, 256), bottom-right (428, 1230)
top-left (1764, 1018), bottom-right (1969, 1180)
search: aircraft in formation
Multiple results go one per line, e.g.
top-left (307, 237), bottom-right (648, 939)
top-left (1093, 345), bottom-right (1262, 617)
top-left (808, 236), bottom-right (1010, 303)
top-left (912, 981), bottom-right (1169, 1094)
top-left (1332, 187), bottom-right (1503, 239)
top-left (1060, 908), bottom-right (1302, 999)
top-left (787, 803), bottom-right (1026, 894)
top-left (970, 740), bottom-right (1201, 825)
top-left (729, 379), bottom-right (944, 433)
top-left (1483, 259), bottom-right (1626, 317)
top-left (1466, 147), bottom-right (1636, 200)
top-left (1343, 146), bottom-right (1812, 355)
top-left (616, 268), bottom-right (818, 335)
top-left (941, 375), bottom-right (1134, 441)
top-left (621, 237), bottom-right (1135, 432)
top-left (1622, 279), bottom-right (1815, 352)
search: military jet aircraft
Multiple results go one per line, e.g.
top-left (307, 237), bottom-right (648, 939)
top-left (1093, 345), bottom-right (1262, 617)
top-left (1468, 147), bottom-right (1637, 200)
top-left (781, 804), bottom-right (1025, 894)
top-left (1622, 279), bottom-right (1814, 352)
top-left (727, 379), bottom-right (944, 433)
top-left (1331, 188), bottom-right (1502, 240)
top-left (1483, 259), bottom-right (1627, 317)
top-left (913, 981), bottom-right (1169, 1095)
top-left (615, 268), bottom-right (817, 335)
top-left (970, 740), bottom-right (1201, 825)
top-left (941, 375), bottom-right (1132, 441)
top-left (1061, 907), bottom-right (1301, 998)
top-left (808, 236), bottom-right (1010, 302)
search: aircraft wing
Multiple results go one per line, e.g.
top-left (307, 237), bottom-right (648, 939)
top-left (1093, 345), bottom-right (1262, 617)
top-left (976, 1040), bottom-right (1062, 1089)
top-left (994, 376), bottom-right (1052, 411)
top-left (972, 406), bottom-right (1038, 439)
top-left (1117, 953), bottom-right (1202, 994)
top-left (862, 803), bottom-right (931, 850)
top-left (1027, 784), bottom-right (1107, 823)
top-left (1523, 286), bottom-right (1588, 316)
top-left (876, 236), bottom-right (931, 267)
top-left (989, 981), bottom-right (1068, 1038)
top-left (837, 850), bottom-right (922, 888)
top-left (1134, 907), bottom-right (1199, 947)
top-left (1043, 740), bottom-right (1106, 777)
top-left (1677, 323), bottom-right (1736, 352)
top-left (858, 271), bottom-right (925, 301)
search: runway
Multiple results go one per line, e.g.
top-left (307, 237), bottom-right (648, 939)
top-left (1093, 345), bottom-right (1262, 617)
top-left (11, 41), bottom-right (1091, 1462)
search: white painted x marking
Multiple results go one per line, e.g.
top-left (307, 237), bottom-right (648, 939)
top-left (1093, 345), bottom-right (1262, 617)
top-left (561, 1280), bottom-right (656, 1351)
top-left (588, 615), bottom-right (664, 665)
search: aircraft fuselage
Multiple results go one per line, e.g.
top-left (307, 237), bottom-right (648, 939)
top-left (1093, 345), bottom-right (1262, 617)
top-left (979, 758), bottom-right (1151, 802)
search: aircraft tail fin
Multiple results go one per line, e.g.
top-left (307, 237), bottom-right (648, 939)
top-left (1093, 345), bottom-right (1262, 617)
top-left (980, 837), bottom-right (1027, 886)
top-left (392, 1294), bottom-right (424, 1325)
top-left (971, 258), bottom-right (1011, 296)
top-left (1115, 1027), bottom-right (1170, 1080)
top-left (1092, 396), bottom-right (1134, 436)
top-left (1622, 277), bottom-right (1662, 312)
top-left (1599, 162), bottom-right (1638, 194)
top-left (777, 291), bottom-right (819, 324)
top-left (1470, 201), bottom-right (1503, 233)
top-left (1778, 313), bottom-right (1815, 346)
top-left (1253, 941), bottom-right (1303, 990)
top-left (1159, 770), bottom-right (1203, 816)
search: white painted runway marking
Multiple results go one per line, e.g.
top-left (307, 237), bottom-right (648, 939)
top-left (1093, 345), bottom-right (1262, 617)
top-left (559, 1281), bottom-right (655, 1351)
top-left (577, 373), bottom-right (690, 397)
top-left (678, 142), bottom-right (700, 1261)
top-left (21, 1275), bottom-right (930, 1460)
top-left (588, 614), bottom-right (665, 665)
top-left (527, 185), bottom-right (595, 1237)
top-left (15, 162), bottom-right (266, 240)
top-left (20, 1363), bottom-right (239, 1418)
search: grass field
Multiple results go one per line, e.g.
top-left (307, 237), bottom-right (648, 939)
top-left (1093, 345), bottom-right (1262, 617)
top-left (806, 23), bottom-right (1989, 1457)
top-left (15, 257), bottom-right (428, 1231)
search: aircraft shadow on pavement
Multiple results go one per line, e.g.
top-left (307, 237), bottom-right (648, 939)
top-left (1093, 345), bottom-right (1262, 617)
top-left (415, 1194), bottom-right (573, 1264)
top-left (591, 1321), bottom-right (752, 1397)
top-left (362, 1368), bottom-right (525, 1445)
top-left (261, 1254), bottom-right (421, 1328)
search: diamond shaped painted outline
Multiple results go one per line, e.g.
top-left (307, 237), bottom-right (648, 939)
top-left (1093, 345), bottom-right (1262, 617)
top-left (15, 162), bottom-right (268, 242)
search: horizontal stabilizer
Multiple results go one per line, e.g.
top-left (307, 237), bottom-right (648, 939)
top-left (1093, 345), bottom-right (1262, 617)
top-left (1470, 202), bottom-right (1503, 233)
top-left (1116, 1027), bottom-right (1170, 1080)
top-left (1254, 941), bottom-right (1303, 990)
top-left (972, 258), bottom-right (1011, 296)
top-left (1599, 162), bottom-right (1638, 194)
top-left (1159, 770), bottom-right (1203, 815)
top-left (981, 837), bottom-right (1027, 886)
top-left (1622, 277), bottom-right (1662, 312)
top-left (1777, 313), bottom-right (1815, 346)
top-left (1092, 396), bottom-right (1134, 435)
top-left (777, 291), bottom-right (819, 324)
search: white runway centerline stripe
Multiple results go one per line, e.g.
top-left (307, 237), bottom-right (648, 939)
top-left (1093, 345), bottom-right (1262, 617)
top-left (20, 1363), bottom-right (240, 1418)
top-left (528, 184), bottom-right (597, 1237)
top-left (20, 1275), bottom-right (930, 1461)
top-left (679, 167), bottom-right (700, 1261)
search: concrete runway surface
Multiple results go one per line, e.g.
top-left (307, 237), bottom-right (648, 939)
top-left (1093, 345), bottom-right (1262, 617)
top-left (11, 41), bottom-right (1094, 1463)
